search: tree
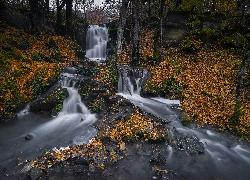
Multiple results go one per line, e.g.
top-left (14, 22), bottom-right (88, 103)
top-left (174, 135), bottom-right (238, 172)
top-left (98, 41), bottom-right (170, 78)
top-left (66, 0), bottom-right (73, 38)
top-left (131, 0), bottom-right (140, 65)
top-left (29, 0), bottom-right (39, 35)
top-left (117, 0), bottom-right (129, 55)
top-left (56, 0), bottom-right (66, 34)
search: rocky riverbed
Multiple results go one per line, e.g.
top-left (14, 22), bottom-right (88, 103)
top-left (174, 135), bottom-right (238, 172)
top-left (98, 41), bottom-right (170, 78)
top-left (1, 62), bottom-right (250, 180)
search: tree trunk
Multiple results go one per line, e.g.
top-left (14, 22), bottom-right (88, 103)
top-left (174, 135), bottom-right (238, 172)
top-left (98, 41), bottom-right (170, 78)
top-left (29, 0), bottom-right (38, 35)
top-left (117, 0), bottom-right (129, 55)
top-left (160, 0), bottom-right (165, 51)
top-left (229, 51), bottom-right (250, 126)
top-left (148, 0), bottom-right (150, 18)
top-left (45, 0), bottom-right (50, 15)
top-left (66, 0), bottom-right (73, 38)
top-left (56, 0), bottom-right (66, 35)
top-left (131, 0), bottom-right (140, 65)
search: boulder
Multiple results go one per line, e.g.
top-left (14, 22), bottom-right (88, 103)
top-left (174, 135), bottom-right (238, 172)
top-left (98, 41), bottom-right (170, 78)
top-left (25, 134), bottom-right (33, 140)
top-left (150, 152), bottom-right (166, 165)
top-left (29, 167), bottom-right (43, 180)
top-left (170, 136), bottom-right (205, 154)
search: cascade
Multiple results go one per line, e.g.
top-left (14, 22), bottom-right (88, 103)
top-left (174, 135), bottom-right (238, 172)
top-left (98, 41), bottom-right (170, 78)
top-left (86, 25), bottom-right (108, 61)
top-left (118, 66), bottom-right (150, 95)
top-left (35, 72), bottom-right (96, 135)
top-left (117, 66), bottom-right (178, 118)
top-left (0, 68), bottom-right (97, 176)
top-left (117, 66), bottom-right (250, 180)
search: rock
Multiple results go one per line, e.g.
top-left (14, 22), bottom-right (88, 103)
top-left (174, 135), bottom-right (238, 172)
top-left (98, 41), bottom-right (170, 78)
top-left (170, 136), bottom-right (205, 154)
top-left (25, 134), bottom-right (33, 140)
top-left (29, 167), bottom-right (43, 180)
top-left (102, 168), bottom-right (114, 177)
top-left (109, 95), bottom-right (120, 102)
top-left (69, 155), bottom-right (89, 166)
top-left (119, 98), bottom-right (132, 106)
top-left (91, 88), bottom-right (106, 93)
top-left (20, 161), bottom-right (33, 173)
top-left (150, 152), bottom-right (166, 165)
top-left (136, 143), bottom-right (153, 156)
top-left (75, 51), bottom-right (86, 60)
top-left (89, 163), bottom-right (95, 172)
top-left (73, 165), bottom-right (88, 174)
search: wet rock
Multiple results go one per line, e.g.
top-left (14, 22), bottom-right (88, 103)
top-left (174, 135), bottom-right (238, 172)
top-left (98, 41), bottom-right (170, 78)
top-left (20, 161), bottom-right (33, 173)
top-left (73, 165), bottom-right (88, 174)
top-left (119, 98), bottom-right (132, 106)
top-left (136, 143), bottom-right (153, 156)
top-left (30, 88), bottom-right (68, 116)
top-left (170, 136), bottom-right (205, 154)
top-left (150, 152), bottom-right (166, 165)
top-left (89, 163), bottom-right (95, 172)
top-left (29, 167), bottom-right (43, 180)
top-left (75, 51), bottom-right (86, 60)
top-left (102, 167), bottom-right (114, 177)
top-left (69, 155), bottom-right (89, 166)
top-left (25, 134), bottom-right (33, 140)
top-left (91, 88), bottom-right (107, 93)
top-left (108, 95), bottom-right (120, 102)
top-left (0, 167), bottom-right (5, 174)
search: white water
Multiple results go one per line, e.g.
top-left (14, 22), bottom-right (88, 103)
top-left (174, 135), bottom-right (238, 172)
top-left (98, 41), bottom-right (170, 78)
top-left (86, 25), bottom-right (108, 62)
top-left (33, 72), bottom-right (97, 140)
top-left (0, 70), bottom-right (97, 176)
top-left (117, 66), bottom-right (250, 180)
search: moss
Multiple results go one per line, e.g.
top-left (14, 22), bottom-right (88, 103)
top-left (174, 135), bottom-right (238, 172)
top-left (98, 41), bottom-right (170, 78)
top-left (10, 71), bottom-right (22, 78)
top-left (21, 57), bottom-right (32, 63)
top-left (180, 112), bottom-right (193, 126)
top-left (0, 54), bottom-right (9, 64)
top-left (5, 51), bottom-right (23, 60)
top-left (46, 38), bottom-right (58, 49)
top-left (229, 101), bottom-right (242, 126)
top-left (89, 97), bottom-right (105, 114)
top-left (2, 45), bottom-right (14, 52)
top-left (144, 75), bottom-right (184, 99)
top-left (18, 38), bottom-right (31, 50)
top-left (51, 88), bottom-right (69, 116)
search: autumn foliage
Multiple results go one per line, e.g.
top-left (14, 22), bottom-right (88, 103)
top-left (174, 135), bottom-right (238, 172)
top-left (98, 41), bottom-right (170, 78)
top-left (0, 23), bottom-right (81, 119)
top-left (145, 41), bottom-right (250, 139)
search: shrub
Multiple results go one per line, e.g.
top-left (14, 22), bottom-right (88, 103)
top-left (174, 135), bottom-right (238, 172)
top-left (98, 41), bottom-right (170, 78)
top-left (46, 38), bottom-right (58, 49)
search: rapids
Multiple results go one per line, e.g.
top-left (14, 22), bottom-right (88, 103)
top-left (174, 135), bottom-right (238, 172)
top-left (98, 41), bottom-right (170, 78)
top-left (0, 67), bottom-right (97, 175)
top-left (117, 66), bottom-right (250, 180)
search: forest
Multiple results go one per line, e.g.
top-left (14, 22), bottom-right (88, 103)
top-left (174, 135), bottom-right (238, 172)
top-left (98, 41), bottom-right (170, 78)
top-left (0, 0), bottom-right (250, 179)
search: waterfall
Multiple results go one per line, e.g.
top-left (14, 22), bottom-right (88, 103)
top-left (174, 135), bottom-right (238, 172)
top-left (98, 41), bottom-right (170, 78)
top-left (117, 66), bottom-right (178, 119)
top-left (29, 72), bottom-right (97, 138)
top-left (86, 25), bottom-right (108, 61)
top-left (118, 66), bottom-right (149, 95)
top-left (58, 73), bottom-right (90, 116)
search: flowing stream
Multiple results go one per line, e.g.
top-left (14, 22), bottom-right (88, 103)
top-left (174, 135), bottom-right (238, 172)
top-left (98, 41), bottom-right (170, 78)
top-left (0, 67), bottom-right (97, 176)
top-left (117, 66), bottom-right (250, 180)
top-left (86, 24), bottom-right (108, 62)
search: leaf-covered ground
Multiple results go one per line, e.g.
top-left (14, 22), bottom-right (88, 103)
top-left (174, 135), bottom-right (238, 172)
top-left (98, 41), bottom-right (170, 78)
top-left (143, 38), bottom-right (250, 140)
top-left (0, 23), bottom-right (81, 119)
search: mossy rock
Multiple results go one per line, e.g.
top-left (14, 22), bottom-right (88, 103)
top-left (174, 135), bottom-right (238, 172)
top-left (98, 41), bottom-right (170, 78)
top-left (180, 112), bottom-right (193, 126)
top-left (221, 33), bottom-right (247, 49)
top-left (30, 88), bottom-right (69, 116)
